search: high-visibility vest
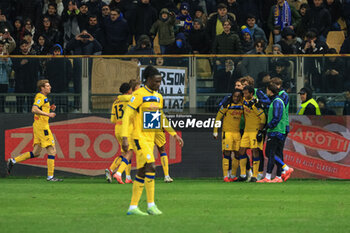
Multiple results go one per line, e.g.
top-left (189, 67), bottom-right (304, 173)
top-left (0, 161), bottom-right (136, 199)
top-left (297, 98), bottom-right (321, 115)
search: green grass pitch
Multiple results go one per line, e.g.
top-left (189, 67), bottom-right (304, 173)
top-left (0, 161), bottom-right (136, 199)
top-left (0, 178), bottom-right (349, 233)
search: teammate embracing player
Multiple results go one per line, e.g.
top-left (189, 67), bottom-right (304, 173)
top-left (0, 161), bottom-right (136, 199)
top-left (213, 89), bottom-right (244, 182)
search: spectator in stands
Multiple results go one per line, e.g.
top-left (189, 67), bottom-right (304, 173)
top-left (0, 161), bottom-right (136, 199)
top-left (66, 30), bottom-right (102, 55)
top-left (298, 29), bottom-right (328, 54)
top-left (272, 44), bottom-right (283, 54)
top-left (193, 6), bottom-right (207, 27)
top-left (36, 16), bottom-right (61, 46)
top-left (301, 0), bottom-right (331, 42)
top-left (86, 0), bottom-right (105, 17)
top-left (295, 3), bottom-right (309, 37)
top-left (324, 0), bottom-right (342, 31)
top-left (86, 15), bottom-right (104, 45)
top-left (188, 19), bottom-right (210, 54)
top-left (46, 45), bottom-right (72, 112)
top-left (175, 2), bottom-right (193, 34)
top-left (206, 3), bottom-right (239, 46)
top-left (270, 58), bottom-right (292, 91)
top-left (131, 0), bottom-right (157, 42)
top-left (240, 26), bottom-right (254, 54)
top-left (297, 87), bottom-right (321, 115)
top-left (150, 8), bottom-right (176, 54)
top-left (317, 97), bottom-right (336, 115)
top-left (23, 18), bottom-right (36, 38)
top-left (0, 9), bottom-right (14, 34)
top-left (245, 14), bottom-right (267, 43)
top-left (150, 0), bottom-right (176, 14)
top-left (33, 35), bottom-right (51, 55)
top-left (267, 0), bottom-right (301, 43)
top-left (43, 3), bottom-right (62, 30)
top-left (0, 41), bottom-right (12, 112)
top-left (212, 19), bottom-right (242, 54)
top-left (165, 32), bottom-right (192, 54)
top-left (298, 29), bottom-right (328, 91)
top-left (23, 31), bottom-right (36, 54)
top-left (62, 1), bottom-right (81, 47)
top-left (240, 39), bottom-right (269, 81)
top-left (0, 28), bottom-right (16, 54)
top-left (101, 5), bottom-right (111, 19)
top-left (343, 89), bottom-right (350, 115)
top-left (322, 48), bottom-right (344, 93)
top-left (12, 40), bottom-right (39, 113)
top-left (127, 34), bottom-right (154, 65)
top-left (237, 0), bottom-right (263, 27)
top-left (213, 59), bottom-right (238, 93)
top-left (102, 8), bottom-right (130, 55)
top-left (77, 3), bottom-right (90, 30)
top-left (277, 27), bottom-right (300, 54)
top-left (16, 0), bottom-right (43, 29)
top-left (224, 0), bottom-right (241, 23)
top-left (109, 0), bottom-right (128, 14)
top-left (42, 0), bottom-right (64, 17)
top-left (13, 17), bottom-right (23, 45)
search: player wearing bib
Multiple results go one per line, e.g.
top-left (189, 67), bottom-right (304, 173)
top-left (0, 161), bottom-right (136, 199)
top-left (239, 86), bottom-right (266, 182)
top-left (105, 83), bottom-right (135, 184)
top-left (258, 83), bottom-right (287, 183)
top-left (121, 66), bottom-right (184, 216)
top-left (7, 80), bottom-right (62, 182)
top-left (214, 89), bottom-right (243, 182)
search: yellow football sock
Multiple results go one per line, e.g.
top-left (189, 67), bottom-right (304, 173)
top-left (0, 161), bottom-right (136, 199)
top-left (109, 156), bottom-right (122, 172)
top-left (222, 155), bottom-right (230, 177)
top-left (130, 175), bottom-right (145, 206)
top-left (14, 151), bottom-right (34, 163)
top-left (145, 172), bottom-right (155, 204)
top-left (47, 155), bottom-right (55, 177)
top-left (239, 155), bottom-right (247, 176)
top-left (253, 157), bottom-right (260, 178)
top-left (231, 157), bottom-right (239, 177)
top-left (116, 157), bottom-right (128, 175)
top-left (126, 160), bottom-right (131, 177)
top-left (160, 153), bottom-right (169, 177)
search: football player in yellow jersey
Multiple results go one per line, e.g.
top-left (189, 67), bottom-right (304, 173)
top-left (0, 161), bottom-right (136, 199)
top-left (213, 89), bottom-right (243, 182)
top-left (238, 85), bottom-right (266, 182)
top-left (121, 66), bottom-right (183, 216)
top-left (7, 80), bottom-right (62, 182)
top-left (105, 82), bottom-right (135, 184)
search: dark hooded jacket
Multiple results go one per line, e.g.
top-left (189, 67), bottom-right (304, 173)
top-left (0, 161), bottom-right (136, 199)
top-left (165, 32), bottom-right (192, 54)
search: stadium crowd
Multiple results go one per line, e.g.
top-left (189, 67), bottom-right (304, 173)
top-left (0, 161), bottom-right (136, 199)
top-left (0, 0), bottom-right (350, 113)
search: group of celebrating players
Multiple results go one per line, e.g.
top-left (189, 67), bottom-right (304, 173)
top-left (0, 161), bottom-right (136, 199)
top-left (213, 76), bottom-right (294, 183)
top-left (7, 65), bottom-right (294, 216)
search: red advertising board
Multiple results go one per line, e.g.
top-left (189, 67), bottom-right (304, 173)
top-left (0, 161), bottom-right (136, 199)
top-left (283, 115), bottom-right (350, 179)
top-left (5, 117), bottom-right (182, 176)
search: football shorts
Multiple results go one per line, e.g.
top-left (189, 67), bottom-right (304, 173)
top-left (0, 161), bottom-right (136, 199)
top-left (154, 131), bottom-right (166, 148)
top-left (222, 131), bottom-right (241, 151)
top-left (240, 131), bottom-right (263, 150)
top-left (33, 126), bottom-right (55, 148)
top-left (131, 139), bottom-right (155, 169)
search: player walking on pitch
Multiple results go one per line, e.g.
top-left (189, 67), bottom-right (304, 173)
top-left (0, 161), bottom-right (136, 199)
top-left (7, 80), bottom-right (62, 181)
top-left (121, 65), bottom-right (183, 215)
